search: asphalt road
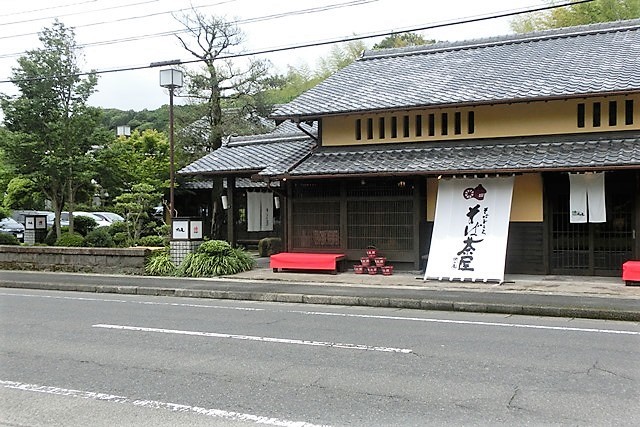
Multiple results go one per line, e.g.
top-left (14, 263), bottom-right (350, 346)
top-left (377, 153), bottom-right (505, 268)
top-left (1, 288), bottom-right (639, 426)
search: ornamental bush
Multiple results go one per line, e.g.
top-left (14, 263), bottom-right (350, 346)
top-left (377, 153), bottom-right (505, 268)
top-left (136, 235), bottom-right (166, 247)
top-left (55, 231), bottom-right (84, 247)
top-left (258, 237), bottom-right (282, 257)
top-left (83, 227), bottom-right (115, 248)
top-left (177, 240), bottom-right (255, 277)
top-left (145, 248), bottom-right (176, 276)
top-left (0, 233), bottom-right (20, 245)
top-left (73, 215), bottom-right (97, 236)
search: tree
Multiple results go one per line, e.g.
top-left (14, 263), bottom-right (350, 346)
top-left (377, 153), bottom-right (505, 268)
top-left (373, 33), bottom-right (433, 50)
top-left (174, 10), bottom-right (271, 153)
top-left (2, 176), bottom-right (44, 210)
top-left (114, 183), bottom-right (160, 242)
top-left (0, 21), bottom-right (105, 237)
top-left (315, 40), bottom-right (367, 79)
top-left (94, 129), bottom-right (170, 202)
top-left (511, 0), bottom-right (640, 32)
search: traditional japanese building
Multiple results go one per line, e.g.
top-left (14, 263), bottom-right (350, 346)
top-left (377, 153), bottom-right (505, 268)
top-left (181, 19), bottom-right (640, 277)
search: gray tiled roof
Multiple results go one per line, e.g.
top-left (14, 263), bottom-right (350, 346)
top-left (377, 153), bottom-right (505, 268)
top-left (272, 19), bottom-right (640, 118)
top-left (279, 132), bottom-right (640, 177)
top-left (178, 122), bottom-right (317, 176)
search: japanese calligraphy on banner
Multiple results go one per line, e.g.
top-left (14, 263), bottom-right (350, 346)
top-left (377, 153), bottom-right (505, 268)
top-left (425, 176), bottom-right (515, 283)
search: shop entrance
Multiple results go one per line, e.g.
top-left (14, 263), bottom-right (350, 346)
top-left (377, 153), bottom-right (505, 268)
top-left (546, 171), bottom-right (637, 276)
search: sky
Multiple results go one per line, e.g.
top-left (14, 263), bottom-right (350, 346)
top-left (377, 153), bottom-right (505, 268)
top-left (0, 0), bottom-right (549, 111)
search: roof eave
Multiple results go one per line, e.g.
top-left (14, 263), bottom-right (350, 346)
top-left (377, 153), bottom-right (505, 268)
top-left (270, 89), bottom-right (640, 121)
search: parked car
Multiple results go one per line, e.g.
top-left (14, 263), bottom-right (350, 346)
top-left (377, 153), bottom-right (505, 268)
top-left (0, 216), bottom-right (25, 242)
top-left (92, 211), bottom-right (124, 224)
top-left (46, 212), bottom-right (111, 228)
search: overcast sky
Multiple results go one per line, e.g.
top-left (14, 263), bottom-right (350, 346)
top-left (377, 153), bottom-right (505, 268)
top-left (0, 0), bottom-right (547, 111)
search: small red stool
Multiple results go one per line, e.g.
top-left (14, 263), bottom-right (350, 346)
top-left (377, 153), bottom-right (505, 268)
top-left (622, 261), bottom-right (640, 286)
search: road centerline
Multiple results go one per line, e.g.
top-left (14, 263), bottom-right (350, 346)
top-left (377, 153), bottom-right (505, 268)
top-left (92, 323), bottom-right (413, 353)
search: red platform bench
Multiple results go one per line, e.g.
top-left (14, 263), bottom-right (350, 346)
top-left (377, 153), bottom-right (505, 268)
top-left (270, 252), bottom-right (346, 274)
top-left (622, 261), bottom-right (640, 286)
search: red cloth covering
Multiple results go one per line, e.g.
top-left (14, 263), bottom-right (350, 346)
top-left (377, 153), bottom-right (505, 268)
top-left (270, 252), bottom-right (345, 271)
top-left (622, 261), bottom-right (640, 281)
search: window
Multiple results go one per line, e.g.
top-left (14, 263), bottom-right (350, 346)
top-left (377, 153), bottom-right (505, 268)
top-left (378, 117), bottom-right (385, 139)
top-left (454, 112), bottom-right (462, 135)
top-left (609, 101), bottom-right (617, 126)
top-left (428, 114), bottom-right (435, 136)
top-left (468, 111), bottom-right (475, 134)
top-left (441, 113), bottom-right (448, 135)
top-left (592, 102), bottom-right (601, 127)
top-left (366, 118), bottom-right (373, 140)
top-left (355, 119), bottom-right (362, 140)
top-left (391, 116), bottom-right (398, 138)
top-left (577, 103), bottom-right (585, 128)
top-left (415, 114), bottom-right (422, 137)
top-left (403, 115), bottom-right (410, 138)
top-left (625, 99), bottom-right (634, 125)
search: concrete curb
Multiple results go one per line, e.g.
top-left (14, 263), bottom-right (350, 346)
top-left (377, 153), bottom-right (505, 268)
top-left (2, 281), bottom-right (639, 322)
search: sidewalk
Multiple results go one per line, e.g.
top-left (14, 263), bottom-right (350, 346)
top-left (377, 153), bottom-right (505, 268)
top-left (1, 265), bottom-right (639, 321)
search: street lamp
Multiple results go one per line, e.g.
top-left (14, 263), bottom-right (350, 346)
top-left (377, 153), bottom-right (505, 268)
top-left (159, 68), bottom-right (183, 223)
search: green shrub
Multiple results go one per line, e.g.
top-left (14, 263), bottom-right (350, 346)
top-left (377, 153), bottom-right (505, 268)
top-left (0, 233), bottom-right (20, 245)
top-left (73, 215), bottom-right (97, 236)
top-left (177, 240), bottom-right (255, 277)
top-left (55, 231), bottom-right (84, 247)
top-left (83, 228), bottom-right (115, 248)
top-left (258, 237), bottom-right (282, 257)
top-left (44, 226), bottom-right (70, 246)
top-left (145, 248), bottom-right (176, 276)
top-left (112, 232), bottom-right (130, 247)
top-left (136, 235), bottom-right (166, 247)
top-left (107, 221), bottom-right (128, 236)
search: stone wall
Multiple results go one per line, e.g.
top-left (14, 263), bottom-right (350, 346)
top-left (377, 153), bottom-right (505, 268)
top-left (0, 245), bottom-right (152, 275)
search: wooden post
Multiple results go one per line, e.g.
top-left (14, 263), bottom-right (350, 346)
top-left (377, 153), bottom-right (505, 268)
top-left (227, 177), bottom-right (235, 247)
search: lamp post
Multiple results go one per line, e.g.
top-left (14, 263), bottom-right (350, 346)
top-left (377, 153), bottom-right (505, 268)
top-left (159, 68), bottom-right (183, 224)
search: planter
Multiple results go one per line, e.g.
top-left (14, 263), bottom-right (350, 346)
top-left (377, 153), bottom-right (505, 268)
top-left (360, 257), bottom-right (371, 267)
top-left (366, 248), bottom-right (378, 258)
top-left (374, 257), bottom-right (386, 267)
top-left (367, 266), bottom-right (378, 275)
top-left (381, 265), bottom-right (394, 276)
top-left (354, 264), bottom-right (366, 274)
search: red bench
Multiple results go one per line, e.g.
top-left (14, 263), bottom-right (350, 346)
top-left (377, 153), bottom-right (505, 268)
top-left (622, 261), bottom-right (640, 286)
top-left (270, 252), bottom-right (346, 274)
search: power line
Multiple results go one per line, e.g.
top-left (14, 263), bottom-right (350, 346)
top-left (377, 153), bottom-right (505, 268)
top-left (0, 0), bottom-right (595, 86)
top-left (0, 0), bottom-right (98, 19)
top-left (0, 0), bottom-right (379, 59)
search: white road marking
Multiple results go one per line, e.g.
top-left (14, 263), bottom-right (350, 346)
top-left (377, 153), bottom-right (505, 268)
top-left (2, 291), bottom-right (638, 336)
top-left (92, 324), bottom-right (413, 353)
top-left (0, 291), bottom-right (264, 311)
top-left (284, 310), bottom-right (640, 336)
top-left (0, 380), bottom-right (327, 427)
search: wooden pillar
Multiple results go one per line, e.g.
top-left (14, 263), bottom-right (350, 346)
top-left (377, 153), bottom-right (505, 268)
top-left (227, 176), bottom-right (236, 247)
top-left (286, 180), bottom-right (293, 252)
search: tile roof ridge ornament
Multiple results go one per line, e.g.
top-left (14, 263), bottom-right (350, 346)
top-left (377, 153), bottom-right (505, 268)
top-left (360, 18), bottom-right (640, 61)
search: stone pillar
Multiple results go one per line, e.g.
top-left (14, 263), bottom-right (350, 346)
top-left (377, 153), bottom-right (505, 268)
top-left (169, 240), bottom-right (202, 266)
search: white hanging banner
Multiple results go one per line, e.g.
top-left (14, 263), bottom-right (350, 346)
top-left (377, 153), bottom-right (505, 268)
top-left (570, 173), bottom-right (606, 223)
top-left (247, 191), bottom-right (274, 232)
top-left (425, 176), bottom-right (514, 283)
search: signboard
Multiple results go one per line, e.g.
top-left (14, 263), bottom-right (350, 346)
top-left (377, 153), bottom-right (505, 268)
top-left (25, 217), bottom-right (35, 230)
top-left (172, 218), bottom-right (204, 240)
top-left (425, 176), bottom-right (514, 283)
top-left (190, 220), bottom-right (203, 240)
top-left (172, 219), bottom-right (189, 240)
top-left (35, 216), bottom-right (47, 229)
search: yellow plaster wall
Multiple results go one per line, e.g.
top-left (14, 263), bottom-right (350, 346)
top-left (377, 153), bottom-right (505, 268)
top-left (426, 174), bottom-right (543, 222)
top-left (322, 94), bottom-right (640, 146)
